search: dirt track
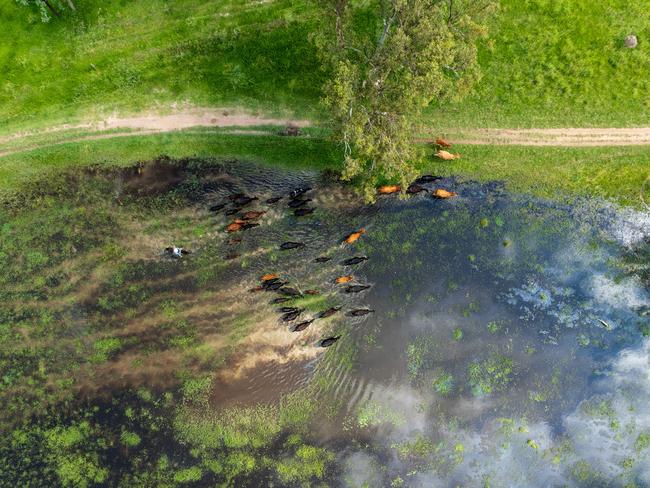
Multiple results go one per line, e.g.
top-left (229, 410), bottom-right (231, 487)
top-left (445, 127), bottom-right (650, 147)
top-left (2, 108), bottom-right (650, 158)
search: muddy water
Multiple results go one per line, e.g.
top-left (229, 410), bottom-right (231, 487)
top-left (163, 160), bottom-right (649, 487)
top-left (8, 159), bottom-right (647, 487)
top-left (107, 159), bottom-right (647, 486)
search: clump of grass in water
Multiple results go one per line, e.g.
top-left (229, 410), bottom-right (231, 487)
top-left (431, 371), bottom-right (454, 396)
top-left (275, 443), bottom-right (334, 484)
top-left (173, 376), bottom-right (328, 484)
top-left (356, 401), bottom-right (406, 429)
top-left (467, 354), bottom-right (514, 396)
top-left (406, 336), bottom-right (437, 383)
top-left (452, 327), bottom-right (463, 341)
top-left (90, 337), bottom-right (124, 363)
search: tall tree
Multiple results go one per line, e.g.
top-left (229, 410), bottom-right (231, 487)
top-left (312, 0), bottom-right (496, 201)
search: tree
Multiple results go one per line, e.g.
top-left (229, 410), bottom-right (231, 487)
top-left (312, 0), bottom-right (496, 201)
top-left (15, 0), bottom-right (75, 22)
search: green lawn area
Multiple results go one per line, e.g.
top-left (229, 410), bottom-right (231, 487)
top-left (427, 0), bottom-right (650, 128)
top-left (2, 0), bottom-right (650, 135)
top-left (0, 0), bottom-right (323, 135)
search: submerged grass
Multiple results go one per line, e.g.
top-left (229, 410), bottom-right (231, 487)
top-left (174, 380), bottom-right (328, 485)
top-left (0, 157), bottom-right (354, 486)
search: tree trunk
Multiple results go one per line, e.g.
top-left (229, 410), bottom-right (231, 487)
top-left (66, 0), bottom-right (76, 10)
top-left (333, 0), bottom-right (347, 49)
top-left (42, 0), bottom-right (61, 17)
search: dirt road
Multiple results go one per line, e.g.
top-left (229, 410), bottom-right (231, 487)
top-left (2, 108), bottom-right (650, 158)
top-left (445, 127), bottom-right (650, 147)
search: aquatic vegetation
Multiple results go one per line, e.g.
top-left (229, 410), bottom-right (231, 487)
top-left (173, 466), bottom-right (203, 483)
top-left (175, 404), bottom-right (282, 450)
top-left (431, 371), bottom-right (454, 396)
top-left (406, 336), bottom-right (437, 382)
top-left (118, 430), bottom-right (141, 448)
top-left (44, 421), bottom-right (108, 488)
top-left (570, 460), bottom-right (605, 484)
top-left (275, 444), bottom-right (334, 485)
top-left (392, 434), bottom-right (436, 464)
top-left (357, 401), bottom-right (406, 429)
top-left (486, 320), bottom-right (502, 334)
top-left (467, 354), bottom-right (514, 396)
top-left (90, 337), bottom-right (124, 363)
top-left (453, 327), bottom-right (463, 341)
top-left (635, 431), bottom-right (650, 453)
top-left (526, 439), bottom-right (539, 450)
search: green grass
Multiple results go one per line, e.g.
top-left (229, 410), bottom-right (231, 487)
top-left (0, 0), bottom-right (323, 135)
top-left (426, 0), bottom-right (650, 128)
top-left (3, 0), bottom-right (650, 135)
top-left (424, 143), bottom-right (650, 207)
top-left (2, 0), bottom-right (649, 209)
top-left (1, 130), bottom-right (647, 207)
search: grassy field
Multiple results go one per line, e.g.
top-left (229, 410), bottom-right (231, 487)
top-left (428, 0), bottom-right (650, 128)
top-left (1, 0), bottom-right (648, 205)
top-left (1, 130), bottom-right (647, 207)
top-left (0, 0), bottom-right (322, 134)
top-left (2, 0), bottom-right (650, 136)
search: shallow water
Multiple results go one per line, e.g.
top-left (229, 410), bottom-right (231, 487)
top-left (2, 159), bottom-right (649, 487)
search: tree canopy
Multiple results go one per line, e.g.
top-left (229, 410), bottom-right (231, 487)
top-left (312, 0), bottom-right (496, 201)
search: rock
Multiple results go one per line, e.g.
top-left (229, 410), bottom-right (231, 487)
top-left (625, 35), bottom-right (638, 49)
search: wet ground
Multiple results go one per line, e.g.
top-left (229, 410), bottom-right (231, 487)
top-left (2, 158), bottom-right (649, 487)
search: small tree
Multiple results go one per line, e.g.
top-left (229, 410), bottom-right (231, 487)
top-left (312, 0), bottom-right (496, 201)
top-left (15, 0), bottom-right (75, 22)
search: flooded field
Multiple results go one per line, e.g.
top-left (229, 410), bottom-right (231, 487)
top-left (0, 158), bottom-right (648, 487)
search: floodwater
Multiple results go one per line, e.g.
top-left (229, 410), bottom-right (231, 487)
top-left (4, 159), bottom-right (649, 487)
